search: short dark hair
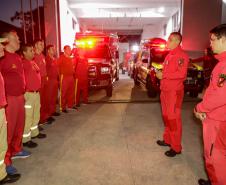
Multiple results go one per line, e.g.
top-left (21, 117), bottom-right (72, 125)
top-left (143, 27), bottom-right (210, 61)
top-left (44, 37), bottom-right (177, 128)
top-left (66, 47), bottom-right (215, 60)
top-left (210, 24), bottom-right (226, 39)
top-left (21, 43), bottom-right (33, 53)
top-left (63, 45), bottom-right (70, 50)
top-left (46, 44), bottom-right (54, 51)
top-left (170, 32), bottom-right (182, 43)
top-left (1, 30), bottom-right (17, 39)
top-left (33, 38), bottom-right (44, 45)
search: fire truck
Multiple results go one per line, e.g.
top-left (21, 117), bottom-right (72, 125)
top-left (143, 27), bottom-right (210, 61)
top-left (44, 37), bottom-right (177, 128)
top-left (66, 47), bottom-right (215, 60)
top-left (133, 37), bottom-right (204, 98)
top-left (75, 32), bottom-right (119, 97)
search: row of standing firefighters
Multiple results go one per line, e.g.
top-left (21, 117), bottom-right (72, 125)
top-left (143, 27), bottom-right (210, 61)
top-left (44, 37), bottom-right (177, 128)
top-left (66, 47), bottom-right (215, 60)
top-left (0, 30), bottom-right (89, 184)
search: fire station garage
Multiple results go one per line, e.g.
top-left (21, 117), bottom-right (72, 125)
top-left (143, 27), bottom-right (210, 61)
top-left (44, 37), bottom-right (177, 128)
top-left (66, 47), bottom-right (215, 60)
top-left (0, 0), bottom-right (226, 185)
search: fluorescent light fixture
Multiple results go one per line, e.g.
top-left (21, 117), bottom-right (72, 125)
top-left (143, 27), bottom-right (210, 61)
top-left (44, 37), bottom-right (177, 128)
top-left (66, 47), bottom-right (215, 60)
top-left (80, 9), bottom-right (164, 18)
top-left (131, 45), bottom-right (139, 52)
top-left (70, 3), bottom-right (121, 9)
top-left (158, 7), bottom-right (165, 13)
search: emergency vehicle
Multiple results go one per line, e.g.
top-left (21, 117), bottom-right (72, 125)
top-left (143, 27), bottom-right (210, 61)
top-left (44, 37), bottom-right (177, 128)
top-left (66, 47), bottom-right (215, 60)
top-left (75, 32), bottom-right (119, 97)
top-left (134, 38), bottom-right (204, 98)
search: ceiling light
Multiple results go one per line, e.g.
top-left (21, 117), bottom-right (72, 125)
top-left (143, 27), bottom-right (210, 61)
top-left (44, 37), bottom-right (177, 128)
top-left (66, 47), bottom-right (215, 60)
top-left (131, 45), bottom-right (139, 52)
top-left (70, 3), bottom-right (121, 9)
top-left (158, 7), bottom-right (165, 13)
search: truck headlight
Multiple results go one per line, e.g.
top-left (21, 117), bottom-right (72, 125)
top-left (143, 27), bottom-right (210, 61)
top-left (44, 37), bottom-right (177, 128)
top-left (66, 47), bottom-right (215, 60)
top-left (101, 67), bottom-right (110, 74)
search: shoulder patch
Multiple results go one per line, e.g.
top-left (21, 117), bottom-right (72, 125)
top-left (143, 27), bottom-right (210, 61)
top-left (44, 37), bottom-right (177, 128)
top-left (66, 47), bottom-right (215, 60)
top-left (12, 64), bottom-right (17, 69)
top-left (217, 74), bottom-right (226, 87)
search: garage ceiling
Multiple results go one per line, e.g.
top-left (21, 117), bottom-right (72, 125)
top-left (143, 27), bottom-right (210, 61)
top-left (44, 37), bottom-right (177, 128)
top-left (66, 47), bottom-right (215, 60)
top-left (67, 0), bottom-right (181, 35)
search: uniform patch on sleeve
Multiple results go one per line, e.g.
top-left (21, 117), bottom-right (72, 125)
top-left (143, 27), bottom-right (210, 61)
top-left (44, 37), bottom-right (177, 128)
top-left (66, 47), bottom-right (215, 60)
top-left (12, 64), bottom-right (17, 69)
top-left (178, 58), bottom-right (184, 67)
top-left (217, 74), bottom-right (226, 87)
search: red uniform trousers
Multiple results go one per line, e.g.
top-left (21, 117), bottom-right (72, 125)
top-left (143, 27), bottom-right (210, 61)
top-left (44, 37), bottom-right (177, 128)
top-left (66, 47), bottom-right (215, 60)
top-left (202, 118), bottom-right (226, 185)
top-left (39, 76), bottom-right (50, 123)
top-left (60, 75), bottom-right (75, 111)
top-left (75, 78), bottom-right (88, 105)
top-left (5, 95), bottom-right (25, 166)
top-left (47, 79), bottom-right (58, 115)
top-left (160, 90), bottom-right (184, 152)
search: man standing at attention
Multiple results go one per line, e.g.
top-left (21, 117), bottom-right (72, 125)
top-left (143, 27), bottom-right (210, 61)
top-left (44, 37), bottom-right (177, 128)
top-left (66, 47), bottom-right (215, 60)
top-left (194, 24), bottom-right (226, 185)
top-left (156, 32), bottom-right (189, 157)
top-left (0, 36), bottom-right (20, 184)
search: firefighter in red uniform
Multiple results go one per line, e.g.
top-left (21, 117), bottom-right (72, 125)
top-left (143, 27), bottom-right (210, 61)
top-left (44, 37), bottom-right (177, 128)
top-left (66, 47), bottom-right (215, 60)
top-left (0, 37), bottom-right (20, 184)
top-left (75, 49), bottom-right (89, 107)
top-left (46, 45), bottom-right (60, 117)
top-left (34, 39), bottom-right (54, 125)
top-left (194, 24), bottom-right (226, 185)
top-left (22, 44), bottom-right (46, 148)
top-left (156, 32), bottom-right (189, 157)
top-left (58, 45), bottom-right (75, 113)
top-left (0, 31), bottom-right (31, 175)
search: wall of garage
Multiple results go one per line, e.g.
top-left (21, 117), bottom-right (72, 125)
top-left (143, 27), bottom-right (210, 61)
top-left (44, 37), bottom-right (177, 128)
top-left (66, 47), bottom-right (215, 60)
top-left (141, 24), bottom-right (164, 40)
top-left (222, 1), bottom-right (226, 23)
top-left (119, 43), bottom-right (130, 64)
top-left (44, 0), bottom-right (80, 55)
top-left (58, 0), bottom-right (80, 52)
top-left (181, 0), bottom-right (222, 57)
top-left (44, 0), bottom-right (60, 56)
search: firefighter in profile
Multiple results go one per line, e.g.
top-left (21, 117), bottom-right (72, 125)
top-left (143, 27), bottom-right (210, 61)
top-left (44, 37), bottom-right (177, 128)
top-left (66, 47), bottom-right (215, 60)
top-left (74, 48), bottom-right (89, 107)
top-left (156, 32), bottom-right (189, 157)
top-left (58, 45), bottom-right (75, 113)
top-left (194, 24), bottom-right (226, 185)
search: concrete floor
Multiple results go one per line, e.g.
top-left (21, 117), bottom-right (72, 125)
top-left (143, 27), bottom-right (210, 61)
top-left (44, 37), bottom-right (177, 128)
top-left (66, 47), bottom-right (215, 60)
top-left (13, 74), bottom-right (207, 185)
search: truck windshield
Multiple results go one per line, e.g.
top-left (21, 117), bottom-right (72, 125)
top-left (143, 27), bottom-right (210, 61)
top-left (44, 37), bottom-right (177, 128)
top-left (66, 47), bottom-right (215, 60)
top-left (83, 46), bottom-right (111, 59)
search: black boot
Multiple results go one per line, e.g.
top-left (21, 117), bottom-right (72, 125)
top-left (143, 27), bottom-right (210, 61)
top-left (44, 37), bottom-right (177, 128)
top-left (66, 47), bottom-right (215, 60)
top-left (0, 174), bottom-right (21, 184)
top-left (165, 149), bottom-right (181, 157)
top-left (156, 140), bottom-right (170, 147)
top-left (198, 179), bottom-right (211, 185)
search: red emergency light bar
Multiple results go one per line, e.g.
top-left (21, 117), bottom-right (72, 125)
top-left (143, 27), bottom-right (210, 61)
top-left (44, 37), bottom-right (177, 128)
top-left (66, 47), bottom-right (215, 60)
top-left (75, 37), bottom-right (107, 49)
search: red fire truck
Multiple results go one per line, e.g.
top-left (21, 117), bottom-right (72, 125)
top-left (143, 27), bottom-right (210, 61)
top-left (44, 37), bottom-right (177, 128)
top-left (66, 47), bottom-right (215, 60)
top-left (75, 32), bottom-right (119, 97)
top-left (134, 38), bottom-right (204, 98)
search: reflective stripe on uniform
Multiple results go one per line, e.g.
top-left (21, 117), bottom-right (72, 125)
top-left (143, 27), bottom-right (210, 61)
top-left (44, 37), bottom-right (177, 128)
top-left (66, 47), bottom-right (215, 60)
top-left (25, 105), bottom-right (32, 109)
top-left (23, 132), bottom-right (31, 138)
top-left (30, 125), bottom-right (38, 130)
top-left (0, 160), bottom-right (4, 166)
top-left (59, 74), bottom-right (63, 111)
top-left (74, 78), bottom-right (78, 104)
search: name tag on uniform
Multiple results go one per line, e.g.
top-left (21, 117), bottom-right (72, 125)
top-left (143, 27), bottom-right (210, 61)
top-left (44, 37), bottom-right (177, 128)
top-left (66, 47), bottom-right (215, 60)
top-left (217, 74), bottom-right (226, 87)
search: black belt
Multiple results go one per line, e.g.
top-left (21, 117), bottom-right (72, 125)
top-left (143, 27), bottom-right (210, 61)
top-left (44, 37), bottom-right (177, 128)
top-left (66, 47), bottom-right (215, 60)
top-left (27, 90), bottom-right (39, 93)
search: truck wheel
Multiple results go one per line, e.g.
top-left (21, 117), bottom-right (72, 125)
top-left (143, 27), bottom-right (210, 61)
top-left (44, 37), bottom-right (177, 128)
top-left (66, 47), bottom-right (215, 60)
top-left (146, 77), bottom-right (157, 98)
top-left (106, 85), bottom-right (113, 97)
top-left (189, 91), bottom-right (198, 98)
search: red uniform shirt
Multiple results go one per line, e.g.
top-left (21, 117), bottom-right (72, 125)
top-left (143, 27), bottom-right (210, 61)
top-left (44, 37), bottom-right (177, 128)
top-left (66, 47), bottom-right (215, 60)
top-left (46, 56), bottom-right (58, 80)
top-left (22, 59), bottom-right (41, 92)
top-left (58, 55), bottom-right (74, 76)
top-left (74, 58), bottom-right (88, 80)
top-left (0, 72), bottom-right (7, 107)
top-left (160, 46), bottom-right (189, 91)
top-left (197, 51), bottom-right (226, 121)
top-left (0, 51), bottom-right (25, 96)
top-left (34, 53), bottom-right (47, 77)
